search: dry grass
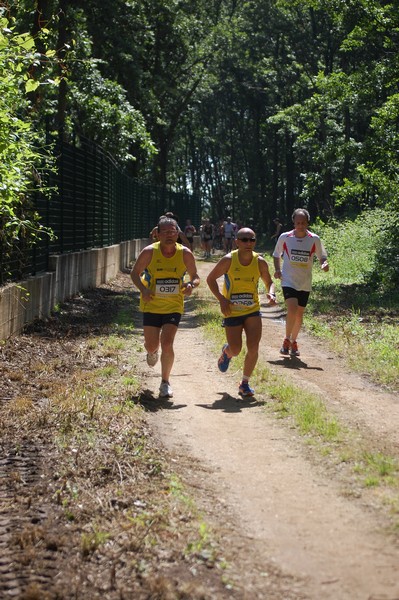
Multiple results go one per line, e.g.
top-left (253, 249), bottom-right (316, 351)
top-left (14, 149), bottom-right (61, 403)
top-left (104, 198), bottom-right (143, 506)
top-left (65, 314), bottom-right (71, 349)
top-left (0, 276), bottom-right (237, 600)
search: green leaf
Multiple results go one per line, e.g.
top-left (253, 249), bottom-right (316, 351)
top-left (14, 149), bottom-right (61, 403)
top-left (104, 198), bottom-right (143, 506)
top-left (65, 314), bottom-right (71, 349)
top-left (25, 79), bottom-right (40, 93)
top-left (13, 33), bottom-right (35, 51)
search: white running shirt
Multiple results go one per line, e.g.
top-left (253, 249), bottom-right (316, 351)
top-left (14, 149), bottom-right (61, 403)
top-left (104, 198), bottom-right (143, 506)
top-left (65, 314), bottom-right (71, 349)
top-left (273, 230), bottom-right (327, 292)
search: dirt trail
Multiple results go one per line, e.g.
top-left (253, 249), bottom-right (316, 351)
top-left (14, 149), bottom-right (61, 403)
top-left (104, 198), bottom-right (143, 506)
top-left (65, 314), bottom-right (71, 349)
top-left (142, 259), bottom-right (399, 600)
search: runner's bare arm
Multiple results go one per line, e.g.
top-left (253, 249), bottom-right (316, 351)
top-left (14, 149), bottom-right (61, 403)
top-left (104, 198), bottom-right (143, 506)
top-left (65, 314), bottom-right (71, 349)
top-left (182, 248), bottom-right (200, 295)
top-left (320, 258), bottom-right (329, 271)
top-left (258, 256), bottom-right (277, 304)
top-left (317, 240), bottom-right (329, 271)
top-left (130, 247), bottom-right (154, 301)
top-left (272, 238), bottom-right (283, 278)
top-left (206, 256), bottom-right (233, 316)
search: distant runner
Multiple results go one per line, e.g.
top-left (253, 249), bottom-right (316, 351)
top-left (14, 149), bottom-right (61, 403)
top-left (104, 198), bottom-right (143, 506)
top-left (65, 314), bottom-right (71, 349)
top-left (273, 208), bottom-right (329, 358)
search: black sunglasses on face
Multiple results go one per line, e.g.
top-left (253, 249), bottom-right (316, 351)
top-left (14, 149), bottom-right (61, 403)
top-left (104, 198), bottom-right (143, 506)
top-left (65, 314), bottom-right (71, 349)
top-left (238, 237), bottom-right (256, 242)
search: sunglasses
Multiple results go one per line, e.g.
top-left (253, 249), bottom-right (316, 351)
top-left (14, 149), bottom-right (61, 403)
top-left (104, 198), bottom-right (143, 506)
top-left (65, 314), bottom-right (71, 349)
top-left (238, 237), bottom-right (256, 243)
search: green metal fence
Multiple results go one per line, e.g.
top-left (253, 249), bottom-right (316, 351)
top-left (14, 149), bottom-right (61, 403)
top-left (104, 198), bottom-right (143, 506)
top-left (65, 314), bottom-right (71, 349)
top-left (2, 134), bottom-right (201, 283)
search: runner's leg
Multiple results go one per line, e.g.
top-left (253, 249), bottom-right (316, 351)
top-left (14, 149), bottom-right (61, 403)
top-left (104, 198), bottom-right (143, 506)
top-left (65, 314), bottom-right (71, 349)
top-left (290, 305), bottom-right (306, 342)
top-left (143, 325), bottom-right (161, 354)
top-left (242, 316), bottom-right (262, 378)
top-left (225, 324), bottom-right (244, 357)
top-left (160, 323), bottom-right (178, 382)
top-left (284, 297), bottom-right (299, 340)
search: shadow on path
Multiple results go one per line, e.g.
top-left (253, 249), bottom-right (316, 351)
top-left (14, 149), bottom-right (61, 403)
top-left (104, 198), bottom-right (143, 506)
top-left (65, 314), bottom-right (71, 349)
top-left (268, 357), bottom-right (324, 371)
top-left (196, 392), bottom-right (265, 413)
top-left (131, 389), bottom-right (187, 412)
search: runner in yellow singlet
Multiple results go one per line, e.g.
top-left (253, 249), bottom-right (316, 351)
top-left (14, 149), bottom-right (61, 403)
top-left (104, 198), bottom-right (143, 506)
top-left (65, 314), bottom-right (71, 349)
top-left (131, 217), bottom-right (200, 399)
top-left (206, 227), bottom-right (276, 397)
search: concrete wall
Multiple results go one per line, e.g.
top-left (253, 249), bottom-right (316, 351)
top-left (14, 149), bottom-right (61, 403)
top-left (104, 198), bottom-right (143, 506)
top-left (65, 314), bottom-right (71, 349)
top-left (0, 238), bottom-right (149, 340)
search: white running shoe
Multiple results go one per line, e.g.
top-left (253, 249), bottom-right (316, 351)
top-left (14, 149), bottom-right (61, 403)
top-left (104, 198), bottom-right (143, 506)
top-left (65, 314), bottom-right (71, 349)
top-left (146, 351), bottom-right (159, 367)
top-left (159, 381), bottom-right (173, 398)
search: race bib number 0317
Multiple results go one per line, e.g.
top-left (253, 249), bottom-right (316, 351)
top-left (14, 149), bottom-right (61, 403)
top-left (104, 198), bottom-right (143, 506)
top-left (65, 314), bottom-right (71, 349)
top-left (155, 278), bottom-right (180, 295)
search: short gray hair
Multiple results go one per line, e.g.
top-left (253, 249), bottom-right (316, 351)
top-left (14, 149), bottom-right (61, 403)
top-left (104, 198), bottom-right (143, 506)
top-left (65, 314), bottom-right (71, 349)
top-left (292, 208), bottom-right (310, 223)
top-left (158, 217), bottom-right (178, 231)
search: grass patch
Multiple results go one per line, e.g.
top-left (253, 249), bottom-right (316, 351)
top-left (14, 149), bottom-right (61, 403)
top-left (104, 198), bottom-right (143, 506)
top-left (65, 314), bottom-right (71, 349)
top-left (304, 285), bottom-right (399, 388)
top-left (358, 452), bottom-right (399, 485)
top-left (302, 211), bottom-right (399, 390)
top-left (192, 279), bottom-right (399, 504)
top-left (267, 374), bottom-right (341, 439)
top-left (122, 375), bottom-right (139, 387)
top-left (102, 335), bottom-right (125, 352)
top-left (113, 306), bottom-right (136, 332)
top-left (98, 365), bottom-right (119, 377)
top-left (0, 279), bottom-right (234, 598)
top-left (81, 528), bottom-right (111, 556)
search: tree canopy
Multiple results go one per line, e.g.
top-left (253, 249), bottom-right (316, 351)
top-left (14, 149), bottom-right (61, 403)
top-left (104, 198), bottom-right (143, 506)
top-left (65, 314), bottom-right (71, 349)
top-left (2, 0), bottom-right (399, 287)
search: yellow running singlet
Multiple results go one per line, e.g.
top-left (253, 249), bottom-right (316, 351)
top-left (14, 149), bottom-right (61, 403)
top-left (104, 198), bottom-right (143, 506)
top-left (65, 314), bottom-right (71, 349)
top-left (222, 250), bottom-right (261, 317)
top-left (140, 242), bottom-right (187, 314)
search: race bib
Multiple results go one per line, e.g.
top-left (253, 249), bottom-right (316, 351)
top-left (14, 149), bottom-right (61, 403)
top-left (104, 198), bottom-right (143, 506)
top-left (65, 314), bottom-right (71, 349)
top-left (290, 249), bottom-right (310, 267)
top-left (231, 293), bottom-right (255, 308)
top-left (155, 278), bottom-right (180, 296)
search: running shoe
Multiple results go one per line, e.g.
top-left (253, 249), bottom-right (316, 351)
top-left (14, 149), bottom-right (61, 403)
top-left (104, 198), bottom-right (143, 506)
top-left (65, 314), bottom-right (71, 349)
top-left (238, 381), bottom-right (255, 397)
top-left (146, 351), bottom-right (159, 367)
top-left (290, 340), bottom-right (300, 357)
top-left (218, 344), bottom-right (231, 372)
top-left (279, 338), bottom-right (291, 356)
top-left (159, 381), bottom-right (173, 398)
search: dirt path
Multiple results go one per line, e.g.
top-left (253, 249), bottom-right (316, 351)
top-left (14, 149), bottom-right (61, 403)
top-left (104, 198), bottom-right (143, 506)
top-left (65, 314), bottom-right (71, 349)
top-left (142, 260), bottom-right (399, 600)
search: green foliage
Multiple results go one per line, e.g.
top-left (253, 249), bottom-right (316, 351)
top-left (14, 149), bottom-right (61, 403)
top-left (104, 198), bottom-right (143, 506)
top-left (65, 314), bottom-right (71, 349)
top-left (305, 210), bottom-right (399, 388)
top-left (373, 209), bottom-right (399, 290)
top-left (0, 14), bottom-right (54, 282)
top-left (66, 16), bottom-right (155, 164)
top-left (314, 209), bottom-right (385, 284)
top-left (6, 0), bottom-right (399, 249)
top-left (69, 73), bottom-right (155, 164)
top-left (77, 0), bottom-right (219, 183)
top-left (316, 208), bottom-right (399, 290)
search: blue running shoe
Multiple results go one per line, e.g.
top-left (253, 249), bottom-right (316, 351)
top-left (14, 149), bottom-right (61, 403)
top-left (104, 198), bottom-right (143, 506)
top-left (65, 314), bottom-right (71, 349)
top-left (218, 344), bottom-right (231, 372)
top-left (238, 381), bottom-right (255, 397)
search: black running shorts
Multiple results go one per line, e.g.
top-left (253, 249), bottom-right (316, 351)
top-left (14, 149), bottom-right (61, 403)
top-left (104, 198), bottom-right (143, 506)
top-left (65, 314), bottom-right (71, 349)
top-left (143, 312), bottom-right (181, 328)
top-left (282, 287), bottom-right (310, 307)
top-left (222, 310), bottom-right (261, 327)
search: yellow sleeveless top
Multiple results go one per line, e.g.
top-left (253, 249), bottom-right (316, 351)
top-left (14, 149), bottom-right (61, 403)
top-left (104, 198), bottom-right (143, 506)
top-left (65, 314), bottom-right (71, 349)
top-left (222, 250), bottom-right (261, 317)
top-left (140, 242), bottom-right (187, 314)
